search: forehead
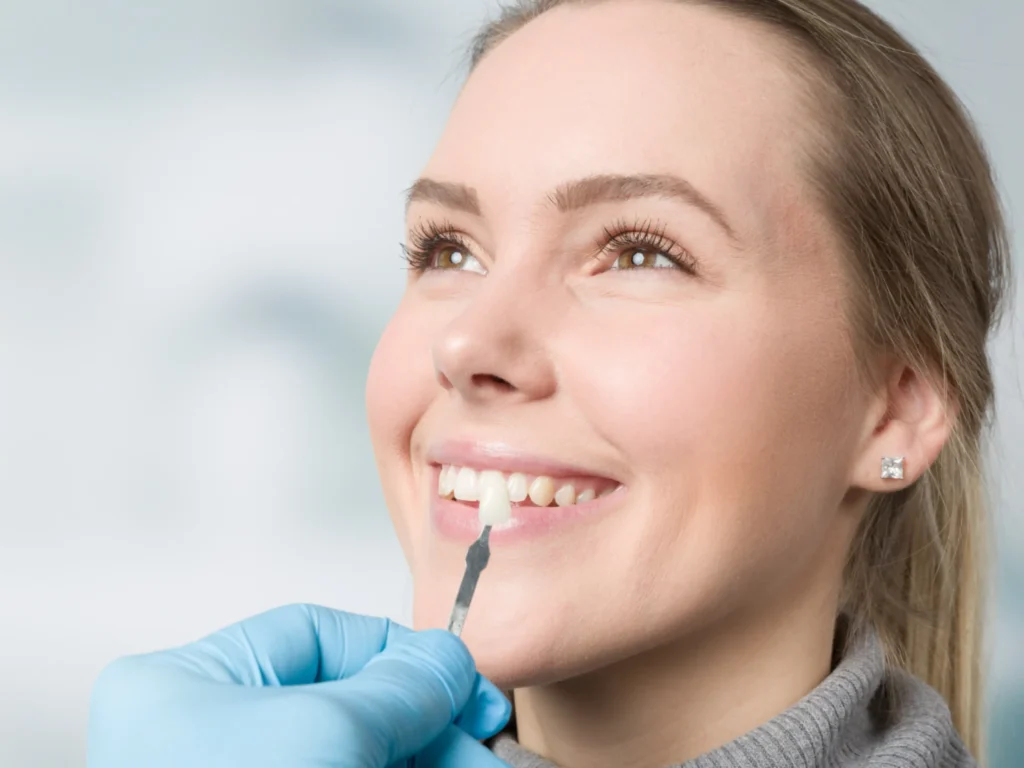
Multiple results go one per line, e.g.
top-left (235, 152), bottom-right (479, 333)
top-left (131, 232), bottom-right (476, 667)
top-left (425, 0), bottom-right (821, 246)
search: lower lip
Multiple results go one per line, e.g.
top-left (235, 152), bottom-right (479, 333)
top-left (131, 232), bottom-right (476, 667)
top-left (430, 489), bottom-right (624, 544)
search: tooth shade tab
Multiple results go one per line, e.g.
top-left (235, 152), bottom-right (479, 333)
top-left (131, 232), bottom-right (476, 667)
top-left (477, 470), bottom-right (512, 526)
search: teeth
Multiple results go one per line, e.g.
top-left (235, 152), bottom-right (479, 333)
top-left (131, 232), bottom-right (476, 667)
top-left (438, 466), bottom-right (456, 499)
top-left (454, 467), bottom-right (479, 502)
top-left (438, 465), bottom-right (615, 508)
top-left (478, 471), bottom-right (512, 526)
top-left (507, 473), bottom-right (528, 503)
top-left (528, 476), bottom-right (556, 507)
top-left (554, 483), bottom-right (576, 507)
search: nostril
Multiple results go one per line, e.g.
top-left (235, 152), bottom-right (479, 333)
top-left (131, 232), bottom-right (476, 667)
top-left (437, 371), bottom-right (455, 390)
top-left (471, 373), bottom-right (514, 391)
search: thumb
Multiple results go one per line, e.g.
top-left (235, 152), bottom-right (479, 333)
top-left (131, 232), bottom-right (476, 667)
top-left (321, 630), bottom-right (478, 765)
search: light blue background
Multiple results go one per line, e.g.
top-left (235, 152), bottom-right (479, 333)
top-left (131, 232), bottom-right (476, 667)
top-left (0, 1), bottom-right (1019, 766)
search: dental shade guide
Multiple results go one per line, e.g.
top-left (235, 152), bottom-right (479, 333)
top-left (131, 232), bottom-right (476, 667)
top-left (446, 471), bottom-right (510, 637)
top-left (446, 525), bottom-right (492, 637)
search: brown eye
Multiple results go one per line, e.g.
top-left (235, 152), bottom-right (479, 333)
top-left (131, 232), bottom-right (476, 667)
top-left (429, 244), bottom-right (486, 274)
top-left (435, 246), bottom-right (466, 268)
top-left (613, 249), bottom-right (677, 270)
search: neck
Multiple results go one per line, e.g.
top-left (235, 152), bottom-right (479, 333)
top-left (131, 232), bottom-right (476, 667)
top-left (512, 596), bottom-right (840, 768)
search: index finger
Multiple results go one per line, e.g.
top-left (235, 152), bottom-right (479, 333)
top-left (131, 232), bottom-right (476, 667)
top-left (164, 604), bottom-right (412, 686)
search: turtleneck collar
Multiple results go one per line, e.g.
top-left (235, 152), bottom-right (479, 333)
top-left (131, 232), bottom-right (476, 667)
top-left (489, 629), bottom-right (974, 768)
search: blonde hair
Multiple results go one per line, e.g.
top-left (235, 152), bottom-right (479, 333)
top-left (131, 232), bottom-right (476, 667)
top-left (468, 0), bottom-right (1011, 757)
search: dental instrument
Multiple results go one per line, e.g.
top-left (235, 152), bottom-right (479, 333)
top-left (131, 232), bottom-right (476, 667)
top-left (446, 471), bottom-right (511, 637)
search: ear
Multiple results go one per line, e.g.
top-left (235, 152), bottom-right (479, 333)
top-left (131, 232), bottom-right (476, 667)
top-left (851, 362), bottom-right (955, 492)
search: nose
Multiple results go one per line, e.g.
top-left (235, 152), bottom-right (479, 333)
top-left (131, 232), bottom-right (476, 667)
top-left (432, 279), bottom-right (558, 406)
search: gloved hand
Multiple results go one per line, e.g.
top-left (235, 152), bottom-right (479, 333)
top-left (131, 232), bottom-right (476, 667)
top-left (87, 604), bottom-right (512, 767)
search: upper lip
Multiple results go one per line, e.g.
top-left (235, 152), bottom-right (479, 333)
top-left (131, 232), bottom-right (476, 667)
top-left (426, 439), bottom-right (618, 481)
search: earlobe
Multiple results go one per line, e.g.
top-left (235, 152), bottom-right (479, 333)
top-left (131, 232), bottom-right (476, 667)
top-left (852, 364), bottom-right (954, 493)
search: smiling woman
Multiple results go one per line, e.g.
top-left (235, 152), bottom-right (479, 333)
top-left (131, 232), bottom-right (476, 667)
top-left (365, 0), bottom-right (1010, 766)
top-left (85, 1), bottom-right (1012, 766)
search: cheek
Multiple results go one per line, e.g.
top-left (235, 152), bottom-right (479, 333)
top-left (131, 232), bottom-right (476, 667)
top-left (366, 302), bottom-right (438, 547)
top-left (572, 290), bottom-right (854, 454)
top-left (562, 293), bottom-right (858, 564)
top-left (366, 311), bottom-right (430, 453)
top-left (561, 302), bottom-right (778, 465)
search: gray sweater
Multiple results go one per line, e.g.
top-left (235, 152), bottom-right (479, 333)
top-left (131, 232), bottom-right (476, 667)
top-left (489, 630), bottom-right (975, 767)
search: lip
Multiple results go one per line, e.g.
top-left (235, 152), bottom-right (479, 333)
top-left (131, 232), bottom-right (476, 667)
top-left (430, 488), bottom-right (625, 544)
top-left (426, 439), bottom-right (619, 481)
top-left (425, 440), bottom-right (625, 544)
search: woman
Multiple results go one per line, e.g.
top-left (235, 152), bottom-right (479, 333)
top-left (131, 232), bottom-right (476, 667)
top-left (87, 0), bottom-right (1011, 766)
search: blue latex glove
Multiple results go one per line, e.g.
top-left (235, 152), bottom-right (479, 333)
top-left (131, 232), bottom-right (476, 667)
top-left (87, 604), bottom-right (512, 767)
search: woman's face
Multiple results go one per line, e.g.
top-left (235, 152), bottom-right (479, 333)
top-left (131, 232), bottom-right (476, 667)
top-left (367, 0), bottom-right (873, 686)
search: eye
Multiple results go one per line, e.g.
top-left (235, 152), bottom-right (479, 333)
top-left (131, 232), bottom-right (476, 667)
top-left (402, 221), bottom-right (487, 275)
top-left (598, 219), bottom-right (698, 276)
top-left (432, 244), bottom-right (486, 274)
top-left (611, 249), bottom-right (680, 270)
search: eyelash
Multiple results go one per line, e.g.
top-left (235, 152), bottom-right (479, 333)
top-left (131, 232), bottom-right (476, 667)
top-left (400, 218), bottom-right (698, 275)
top-left (401, 219), bottom-right (470, 272)
top-left (598, 218), bottom-right (698, 275)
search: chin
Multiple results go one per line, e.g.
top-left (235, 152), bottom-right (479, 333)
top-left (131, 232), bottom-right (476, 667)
top-left (412, 592), bottom-right (549, 687)
top-left (465, 627), bottom-right (594, 690)
top-left (411, 578), bottom-right (632, 690)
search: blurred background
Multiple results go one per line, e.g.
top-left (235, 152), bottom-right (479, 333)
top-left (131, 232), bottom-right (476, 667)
top-left (0, 0), bottom-right (1019, 765)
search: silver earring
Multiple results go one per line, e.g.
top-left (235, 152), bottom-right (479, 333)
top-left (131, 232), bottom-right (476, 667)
top-left (881, 456), bottom-right (905, 480)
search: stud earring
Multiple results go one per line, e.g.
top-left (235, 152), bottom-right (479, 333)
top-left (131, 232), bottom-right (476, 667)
top-left (881, 456), bottom-right (905, 480)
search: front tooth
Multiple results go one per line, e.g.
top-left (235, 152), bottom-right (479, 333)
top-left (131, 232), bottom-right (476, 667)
top-left (507, 473), bottom-right (528, 503)
top-left (528, 476), bottom-right (555, 507)
top-left (438, 466), bottom-right (456, 498)
top-left (454, 467), bottom-right (479, 501)
top-left (554, 483), bottom-right (577, 507)
top-left (478, 471), bottom-right (512, 526)
top-left (576, 488), bottom-right (595, 504)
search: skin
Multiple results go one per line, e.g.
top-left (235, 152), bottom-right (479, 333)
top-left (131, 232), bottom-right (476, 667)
top-left (366, 2), bottom-right (952, 765)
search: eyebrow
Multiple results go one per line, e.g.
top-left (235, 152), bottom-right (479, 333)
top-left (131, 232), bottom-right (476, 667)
top-left (405, 172), bottom-right (737, 241)
top-left (405, 178), bottom-right (481, 216)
